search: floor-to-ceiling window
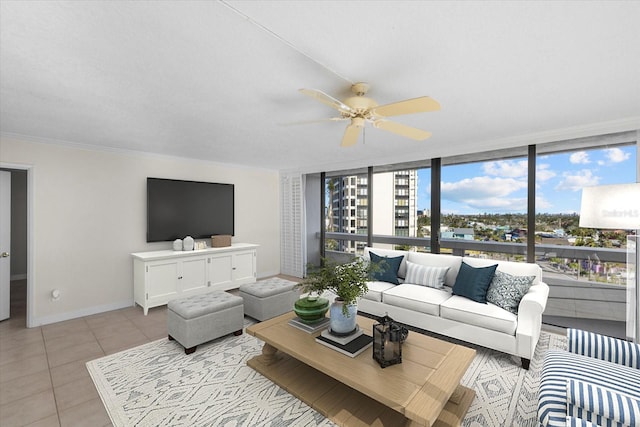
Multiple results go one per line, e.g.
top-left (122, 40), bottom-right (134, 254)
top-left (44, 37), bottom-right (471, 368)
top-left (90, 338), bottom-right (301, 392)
top-left (440, 154), bottom-right (529, 260)
top-left (312, 131), bottom-right (638, 336)
top-left (324, 172), bottom-right (368, 256)
top-left (535, 144), bottom-right (636, 282)
top-left (534, 142), bottom-right (637, 329)
top-left (370, 167), bottom-right (431, 252)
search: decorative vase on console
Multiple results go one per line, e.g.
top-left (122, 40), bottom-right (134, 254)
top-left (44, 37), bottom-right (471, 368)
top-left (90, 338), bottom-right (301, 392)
top-left (183, 236), bottom-right (194, 251)
top-left (297, 257), bottom-right (372, 336)
top-left (173, 239), bottom-right (183, 251)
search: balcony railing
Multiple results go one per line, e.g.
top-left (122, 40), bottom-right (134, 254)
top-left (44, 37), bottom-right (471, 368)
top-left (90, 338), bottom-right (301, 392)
top-left (322, 232), bottom-right (628, 323)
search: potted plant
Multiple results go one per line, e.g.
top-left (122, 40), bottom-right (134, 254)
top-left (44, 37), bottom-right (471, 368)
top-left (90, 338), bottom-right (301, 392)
top-left (298, 257), bottom-right (372, 334)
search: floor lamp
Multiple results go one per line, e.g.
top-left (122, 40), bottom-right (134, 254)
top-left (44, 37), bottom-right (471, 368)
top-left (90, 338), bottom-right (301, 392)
top-left (579, 183), bottom-right (640, 342)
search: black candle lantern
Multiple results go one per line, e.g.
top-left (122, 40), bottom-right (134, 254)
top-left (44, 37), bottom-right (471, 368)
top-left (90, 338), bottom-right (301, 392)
top-left (372, 315), bottom-right (405, 368)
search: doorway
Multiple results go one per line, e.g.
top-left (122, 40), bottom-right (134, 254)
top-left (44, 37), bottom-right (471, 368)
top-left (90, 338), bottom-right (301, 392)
top-left (0, 166), bottom-right (30, 326)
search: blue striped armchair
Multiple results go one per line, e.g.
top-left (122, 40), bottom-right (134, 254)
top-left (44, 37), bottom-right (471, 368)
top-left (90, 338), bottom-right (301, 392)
top-left (538, 329), bottom-right (640, 427)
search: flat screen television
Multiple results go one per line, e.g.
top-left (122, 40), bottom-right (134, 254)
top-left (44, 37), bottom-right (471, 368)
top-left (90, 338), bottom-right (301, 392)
top-left (147, 178), bottom-right (234, 242)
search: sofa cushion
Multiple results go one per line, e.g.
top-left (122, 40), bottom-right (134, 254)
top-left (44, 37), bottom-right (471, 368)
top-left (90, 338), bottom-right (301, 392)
top-left (369, 251), bottom-right (404, 284)
top-left (365, 247), bottom-right (408, 278)
top-left (407, 252), bottom-right (462, 287)
top-left (568, 328), bottom-right (640, 368)
top-left (567, 379), bottom-right (640, 426)
top-left (382, 284), bottom-right (451, 316)
top-left (452, 262), bottom-right (498, 303)
top-left (486, 270), bottom-right (535, 314)
top-left (362, 281), bottom-right (397, 302)
top-left (405, 261), bottom-right (449, 289)
top-left (440, 295), bottom-right (517, 335)
top-left (565, 417), bottom-right (600, 427)
top-left (539, 350), bottom-right (640, 427)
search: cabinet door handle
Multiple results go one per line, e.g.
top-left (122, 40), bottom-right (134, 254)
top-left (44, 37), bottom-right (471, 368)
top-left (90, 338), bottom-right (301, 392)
top-left (178, 276), bottom-right (183, 279)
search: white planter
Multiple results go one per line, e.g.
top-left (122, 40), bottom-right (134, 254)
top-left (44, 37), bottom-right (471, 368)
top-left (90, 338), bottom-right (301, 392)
top-left (329, 298), bottom-right (357, 334)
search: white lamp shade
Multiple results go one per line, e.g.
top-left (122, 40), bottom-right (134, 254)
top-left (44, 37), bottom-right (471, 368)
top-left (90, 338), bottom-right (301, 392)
top-left (579, 183), bottom-right (640, 229)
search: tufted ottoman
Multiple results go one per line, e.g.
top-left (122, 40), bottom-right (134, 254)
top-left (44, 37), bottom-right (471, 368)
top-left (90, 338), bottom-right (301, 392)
top-left (167, 292), bottom-right (244, 354)
top-left (239, 279), bottom-right (300, 321)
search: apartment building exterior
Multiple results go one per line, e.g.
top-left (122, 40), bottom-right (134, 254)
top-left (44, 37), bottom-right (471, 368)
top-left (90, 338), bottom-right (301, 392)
top-left (327, 170), bottom-right (418, 252)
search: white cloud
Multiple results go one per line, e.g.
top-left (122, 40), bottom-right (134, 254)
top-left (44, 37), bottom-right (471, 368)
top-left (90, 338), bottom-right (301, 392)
top-left (483, 160), bottom-right (557, 184)
top-left (441, 176), bottom-right (527, 211)
top-left (604, 147), bottom-right (630, 163)
top-left (464, 197), bottom-right (528, 212)
top-left (554, 169), bottom-right (600, 192)
top-left (442, 176), bottom-right (527, 197)
top-left (483, 160), bottom-right (528, 178)
top-left (535, 195), bottom-right (552, 210)
top-left (536, 163), bottom-right (556, 182)
top-left (569, 151), bottom-right (590, 164)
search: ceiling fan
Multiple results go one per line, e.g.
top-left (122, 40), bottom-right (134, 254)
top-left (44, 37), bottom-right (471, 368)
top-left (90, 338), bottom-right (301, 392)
top-left (299, 82), bottom-right (440, 147)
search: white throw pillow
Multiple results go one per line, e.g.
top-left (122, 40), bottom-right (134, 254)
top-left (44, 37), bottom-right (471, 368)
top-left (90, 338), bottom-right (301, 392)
top-left (405, 261), bottom-right (449, 289)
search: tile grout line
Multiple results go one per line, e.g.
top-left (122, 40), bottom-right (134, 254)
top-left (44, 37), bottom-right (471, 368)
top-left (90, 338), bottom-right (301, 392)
top-left (41, 324), bottom-right (63, 427)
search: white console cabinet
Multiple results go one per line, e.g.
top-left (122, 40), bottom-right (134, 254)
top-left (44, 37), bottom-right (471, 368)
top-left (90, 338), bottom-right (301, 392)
top-left (132, 243), bottom-right (258, 314)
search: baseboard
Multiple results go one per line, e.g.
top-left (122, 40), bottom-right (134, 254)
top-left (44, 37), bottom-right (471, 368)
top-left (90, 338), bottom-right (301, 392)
top-left (31, 299), bottom-right (135, 327)
top-left (10, 273), bottom-right (27, 281)
top-left (257, 270), bottom-right (282, 280)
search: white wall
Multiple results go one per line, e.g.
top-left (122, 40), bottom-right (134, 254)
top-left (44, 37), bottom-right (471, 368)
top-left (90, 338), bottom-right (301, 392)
top-left (0, 135), bottom-right (280, 326)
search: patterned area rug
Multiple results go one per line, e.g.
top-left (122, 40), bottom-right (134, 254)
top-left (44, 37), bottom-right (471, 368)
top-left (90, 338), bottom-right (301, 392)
top-left (461, 331), bottom-right (566, 426)
top-left (87, 317), bottom-right (565, 427)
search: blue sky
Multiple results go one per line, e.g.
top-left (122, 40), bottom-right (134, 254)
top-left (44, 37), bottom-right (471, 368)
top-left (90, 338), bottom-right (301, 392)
top-left (417, 146), bottom-right (637, 214)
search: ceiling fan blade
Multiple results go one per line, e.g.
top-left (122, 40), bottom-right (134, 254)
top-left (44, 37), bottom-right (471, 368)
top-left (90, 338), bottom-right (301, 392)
top-left (373, 120), bottom-right (432, 140)
top-left (371, 96), bottom-right (440, 117)
top-left (299, 88), bottom-right (352, 113)
top-left (341, 123), bottom-right (362, 147)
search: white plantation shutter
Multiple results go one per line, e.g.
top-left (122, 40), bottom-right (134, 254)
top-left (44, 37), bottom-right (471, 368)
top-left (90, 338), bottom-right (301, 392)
top-left (281, 173), bottom-right (306, 278)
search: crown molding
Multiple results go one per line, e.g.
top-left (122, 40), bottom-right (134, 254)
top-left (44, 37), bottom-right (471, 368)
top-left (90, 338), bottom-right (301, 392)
top-left (0, 132), bottom-right (279, 173)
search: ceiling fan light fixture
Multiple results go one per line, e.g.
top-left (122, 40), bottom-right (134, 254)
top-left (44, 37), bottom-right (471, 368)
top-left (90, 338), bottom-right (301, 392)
top-left (298, 83), bottom-right (439, 147)
top-left (343, 96), bottom-right (377, 112)
top-left (351, 117), bottom-right (365, 128)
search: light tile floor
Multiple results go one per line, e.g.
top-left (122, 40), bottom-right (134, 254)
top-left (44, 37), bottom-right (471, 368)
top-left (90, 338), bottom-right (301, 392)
top-left (0, 280), bottom-right (168, 427)
top-left (0, 275), bottom-right (302, 427)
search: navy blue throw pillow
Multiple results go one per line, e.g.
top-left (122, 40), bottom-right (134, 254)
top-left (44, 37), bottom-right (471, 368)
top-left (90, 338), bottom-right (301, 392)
top-left (369, 252), bottom-right (403, 285)
top-left (452, 262), bottom-right (498, 303)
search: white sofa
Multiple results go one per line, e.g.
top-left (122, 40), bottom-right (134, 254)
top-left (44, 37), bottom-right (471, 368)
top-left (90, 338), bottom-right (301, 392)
top-left (358, 247), bottom-right (550, 369)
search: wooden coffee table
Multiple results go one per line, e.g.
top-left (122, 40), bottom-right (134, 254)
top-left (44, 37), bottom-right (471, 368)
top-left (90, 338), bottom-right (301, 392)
top-left (246, 312), bottom-right (476, 427)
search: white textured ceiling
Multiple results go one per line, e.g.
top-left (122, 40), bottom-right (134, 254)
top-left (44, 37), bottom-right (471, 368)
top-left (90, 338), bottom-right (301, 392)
top-left (1, 1), bottom-right (639, 173)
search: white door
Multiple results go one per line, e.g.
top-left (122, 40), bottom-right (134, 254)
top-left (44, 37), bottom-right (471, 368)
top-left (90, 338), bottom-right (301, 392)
top-left (0, 171), bottom-right (11, 321)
